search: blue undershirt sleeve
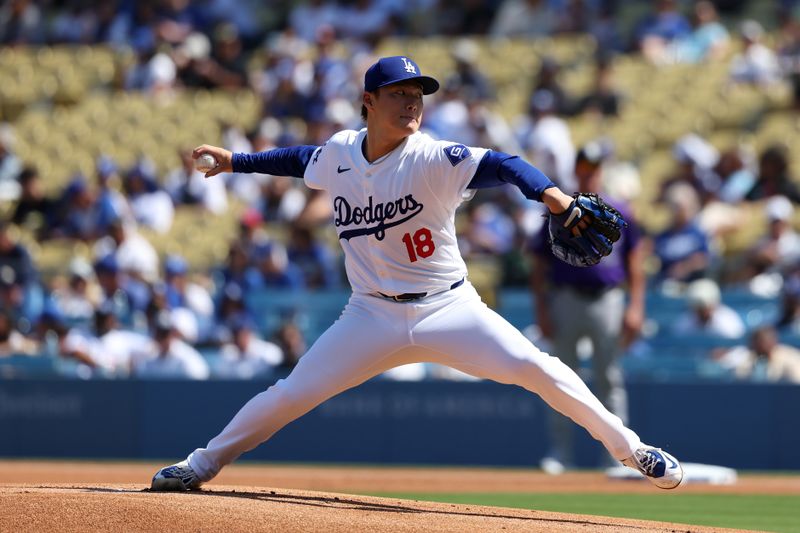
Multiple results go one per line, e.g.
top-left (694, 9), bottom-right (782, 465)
top-left (468, 150), bottom-right (556, 201)
top-left (231, 145), bottom-right (318, 178)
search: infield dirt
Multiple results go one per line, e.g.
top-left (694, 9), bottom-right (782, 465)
top-left (2, 461), bottom-right (795, 532)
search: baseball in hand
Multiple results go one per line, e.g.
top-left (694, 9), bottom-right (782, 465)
top-left (195, 153), bottom-right (218, 173)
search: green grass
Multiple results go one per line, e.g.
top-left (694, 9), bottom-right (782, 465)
top-left (364, 492), bottom-right (800, 532)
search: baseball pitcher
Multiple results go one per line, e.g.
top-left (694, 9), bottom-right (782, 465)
top-left (151, 56), bottom-right (683, 491)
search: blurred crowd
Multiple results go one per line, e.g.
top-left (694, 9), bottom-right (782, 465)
top-left (2, 0), bottom-right (800, 383)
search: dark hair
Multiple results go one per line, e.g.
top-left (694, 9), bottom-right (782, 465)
top-left (760, 145), bottom-right (789, 173)
top-left (18, 166), bottom-right (38, 184)
top-left (361, 89), bottom-right (379, 121)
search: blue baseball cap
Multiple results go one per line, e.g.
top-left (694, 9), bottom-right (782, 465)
top-left (164, 254), bottom-right (188, 276)
top-left (364, 56), bottom-right (439, 95)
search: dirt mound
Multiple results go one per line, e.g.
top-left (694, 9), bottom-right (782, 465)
top-left (1, 484), bottom-right (739, 533)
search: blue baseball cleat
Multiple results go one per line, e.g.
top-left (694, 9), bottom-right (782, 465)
top-left (150, 460), bottom-right (203, 491)
top-left (622, 445), bottom-right (684, 489)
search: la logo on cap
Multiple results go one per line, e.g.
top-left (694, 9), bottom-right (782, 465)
top-left (401, 57), bottom-right (416, 74)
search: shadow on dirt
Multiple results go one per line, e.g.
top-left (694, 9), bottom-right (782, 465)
top-left (38, 485), bottom-right (654, 530)
top-left (202, 488), bottom-right (653, 530)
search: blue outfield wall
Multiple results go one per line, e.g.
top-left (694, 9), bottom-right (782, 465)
top-left (0, 380), bottom-right (798, 470)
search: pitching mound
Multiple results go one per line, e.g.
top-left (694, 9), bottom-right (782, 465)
top-left (1, 484), bottom-right (736, 533)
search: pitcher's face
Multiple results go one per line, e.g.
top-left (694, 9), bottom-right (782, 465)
top-left (364, 80), bottom-right (424, 137)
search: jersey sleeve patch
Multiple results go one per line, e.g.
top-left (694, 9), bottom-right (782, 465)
top-left (443, 144), bottom-right (471, 167)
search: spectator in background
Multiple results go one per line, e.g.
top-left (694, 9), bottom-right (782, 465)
top-left (778, 18), bottom-right (800, 110)
top-left (530, 58), bottom-right (573, 117)
top-left (660, 134), bottom-right (721, 206)
top-left (93, 254), bottom-right (151, 319)
top-left (215, 316), bottom-right (283, 379)
top-left (0, 309), bottom-right (37, 356)
top-left (524, 90), bottom-right (576, 192)
top-left (166, 148), bottom-right (228, 214)
top-left (204, 0), bottom-right (262, 44)
top-left (287, 226), bottom-right (340, 289)
top-left (11, 167), bottom-right (55, 232)
top-left (30, 305), bottom-right (66, 357)
top-left (730, 20), bottom-right (782, 86)
top-left (95, 156), bottom-right (133, 227)
top-left (0, 0), bottom-right (45, 45)
top-left (163, 254), bottom-right (215, 335)
top-left (715, 146), bottom-right (757, 203)
top-left (530, 141), bottom-right (645, 473)
top-left (311, 24), bottom-right (352, 100)
top-left (460, 201), bottom-right (516, 258)
top-left (173, 31), bottom-right (212, 88)
top-left (146, 281), bottom-right (200, 345)
top-left (152, 0), bottom-right (195, 46)
top-left (446, 39), bottom-right (494, 102)
top-left (555, 0), bottom-right (596, 34)
top-left (288, 0), bottom-right (337, 43)
top-left (670, 1), bottom-right (729, 64)
top-left (335, 0), bottom-right (393, 42)
top-left (424, 80), bottom-right (474, 144)
top-left (591, 5), bottom-right (624, 54)
top-left (777, 276), bottom-right (800, 333)
top-left (49, 257), bottom-right (102, 323)
top-left (745, 145), bottom-right (800, 203)
top-left (464, 97), bottom-right (522, 154)
top-left (436, 0), bottom-right (496, 36)
top-left (253, 241), bottom-right (305, 290)
top-left (744, 196), bottom-right (800, 278)
top-left (716, 326), bottom-right (800, 383)
top-left (91, 0), bottom-right (122, 44)
top-left (0, 220), bottom-right (40, 320)
top-left (210, 282), bottom-right (253, 345)
top-left (50, 1), bottom-right (98, 44)
top-left (490, 0), bottom-right (557, 38)
top-left (672, 278), bottom-right (746, 338)
top-left (94, 219), bottom-right (160, 283)
top-left (48, 175), bottom-right (119, 242)
top-left (260, 176), bottom-right (307, 223)
top-left (273, 314), bottom-right (307, 371)
top-left (123, 162), bottom-right (174, 234)
top-left (635, 0), bottom-right (692, 63)
top-left (651, 183), bottom-right (713, 283)
top-left (0, 124), bottom-right (22, 199)
top-left (263, 68), bottom-right (308, 120)
top-left (60, 304), bottom-right (151, 377)
top-left (235, 208), bottom-right (271, 257)
top-left (217, 242), bottom-right (261, 291)
top-left (189, 22), bottom-right (248, 90)
top-left (108, 1), bottom-right (158, 51)
top-left (574, 56), bottom-right (621, 117)
top-left (124, 31), bottom-right (177, 95)
top-left (132, 312), bottom-right (209, 380)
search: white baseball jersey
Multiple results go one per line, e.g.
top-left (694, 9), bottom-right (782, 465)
top-left (182, 128), bottom-right (645, 484)
top-left (303, 128), bottom-right (487, 296)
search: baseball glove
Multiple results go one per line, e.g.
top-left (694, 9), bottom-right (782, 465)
top-left (548, 193), bottom-right (627, 267)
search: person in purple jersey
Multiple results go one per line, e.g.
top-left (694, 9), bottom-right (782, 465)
top-left (530, 142), bottom-right (646, 474)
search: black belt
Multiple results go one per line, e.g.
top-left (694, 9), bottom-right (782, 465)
top-left (376, 278), bottom-right (465, 302)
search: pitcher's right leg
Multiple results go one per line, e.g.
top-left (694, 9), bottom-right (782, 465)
top-left (179, 296), bottom-right (410, 483)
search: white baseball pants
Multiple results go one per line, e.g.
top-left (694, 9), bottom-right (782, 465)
top-left (187, 282), bottom-right (640, 480)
